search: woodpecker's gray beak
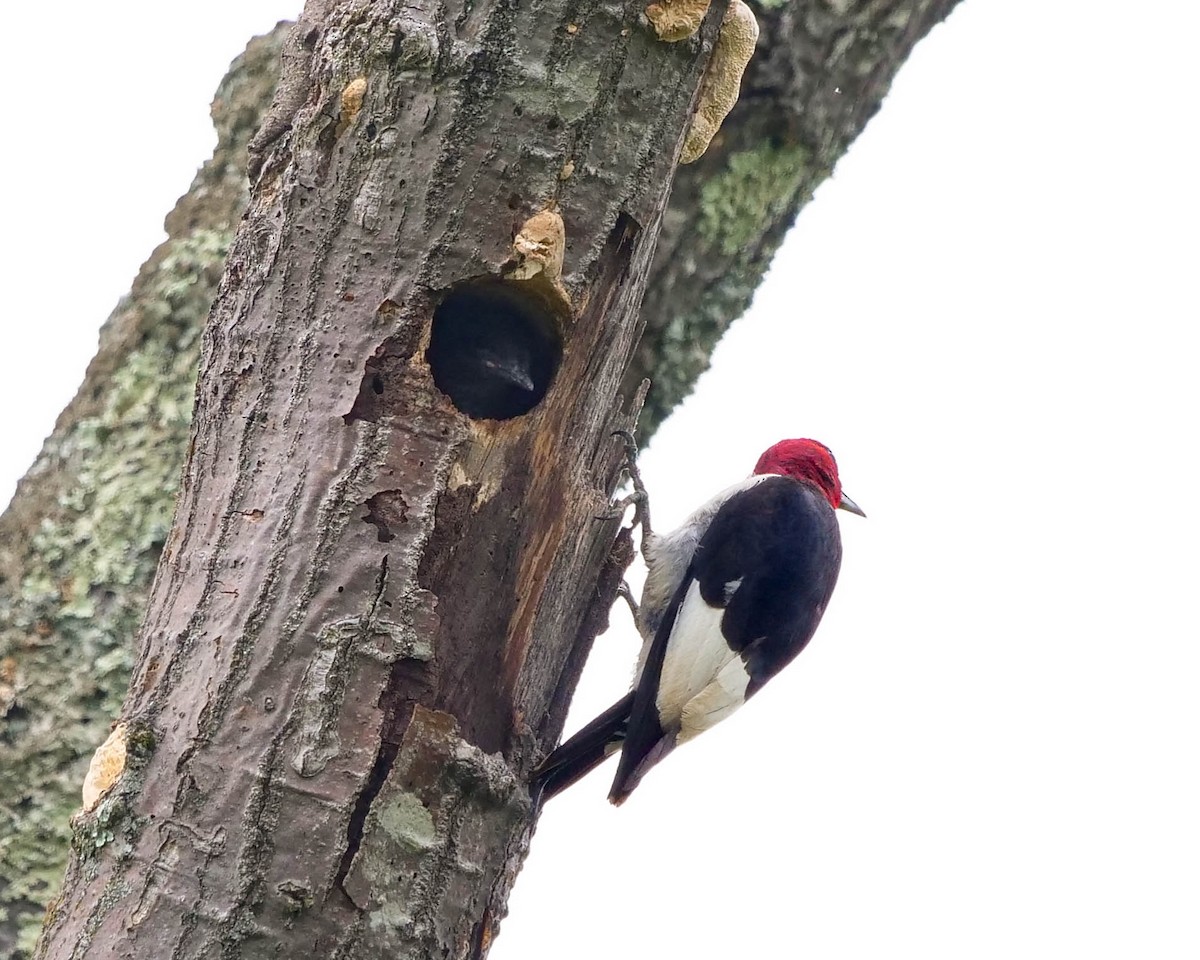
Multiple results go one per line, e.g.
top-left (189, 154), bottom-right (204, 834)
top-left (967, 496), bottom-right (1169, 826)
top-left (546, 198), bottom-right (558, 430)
top-left (838, 493), bottom-right (866, 517)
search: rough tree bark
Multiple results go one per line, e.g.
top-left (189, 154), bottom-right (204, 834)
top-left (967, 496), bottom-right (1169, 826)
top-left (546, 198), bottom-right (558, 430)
top-left (0, 0), bottom-right (959, 956)
top-left (36, 0), bottom-right (732, 952)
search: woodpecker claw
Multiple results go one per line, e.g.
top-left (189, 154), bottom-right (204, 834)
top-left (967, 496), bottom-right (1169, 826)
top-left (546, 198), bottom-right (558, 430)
top-left (609, 430), bottom-right (652, 536)
top-left (616, 581), bottom-right (640, 621)
top-left (597, 490), bottom-right (644, 522)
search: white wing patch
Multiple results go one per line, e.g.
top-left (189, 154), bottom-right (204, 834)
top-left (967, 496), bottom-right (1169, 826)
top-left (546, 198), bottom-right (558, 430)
top-left (678, 656), bottom-right (751, 743)
top-left (655, 579), bottom-right (750, 740)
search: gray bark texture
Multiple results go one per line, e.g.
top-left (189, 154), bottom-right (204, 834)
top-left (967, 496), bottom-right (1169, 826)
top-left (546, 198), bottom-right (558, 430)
top-left (0, 0), bottom-right (959, 956)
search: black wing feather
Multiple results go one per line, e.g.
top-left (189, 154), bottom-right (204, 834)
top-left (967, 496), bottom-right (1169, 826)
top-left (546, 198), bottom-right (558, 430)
top-left (701, 477), bottom-right (842, 693)
top-left (532, 691), bottom-right (634, 801)
top-left (607, 570), bottom-right (692, 804)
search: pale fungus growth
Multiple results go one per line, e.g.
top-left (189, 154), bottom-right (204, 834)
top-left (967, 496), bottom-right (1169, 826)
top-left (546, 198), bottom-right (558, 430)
top-left (506, 206), bottom-right (571, 316)
top-left (507, 208), bottom-right (566, 283)
top-left (680, 0), bottom-right (759, 164)
top-left (337, 76), bottom-right (368, 137)
top-left (81, 723), bottom-right (128, 813)
top-left (645, 0), bottom-right (712, 42)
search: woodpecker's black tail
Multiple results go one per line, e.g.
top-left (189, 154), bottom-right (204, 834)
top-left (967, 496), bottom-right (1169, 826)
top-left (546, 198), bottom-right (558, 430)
top-left (532, 692), bottom-right (635, 801)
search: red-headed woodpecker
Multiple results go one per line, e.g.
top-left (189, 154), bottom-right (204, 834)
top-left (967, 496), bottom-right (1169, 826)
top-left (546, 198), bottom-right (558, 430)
top-left (534, 438), bottom-right (864, 804)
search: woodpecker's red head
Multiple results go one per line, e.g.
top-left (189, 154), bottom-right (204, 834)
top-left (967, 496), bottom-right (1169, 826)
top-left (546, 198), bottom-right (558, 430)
top-left (753, 439), bottom-right (866, 516)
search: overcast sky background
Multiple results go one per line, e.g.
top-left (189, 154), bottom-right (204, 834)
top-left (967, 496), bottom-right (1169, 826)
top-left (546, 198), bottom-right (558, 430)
top-left (3, 1), bottom-right (1198, 957)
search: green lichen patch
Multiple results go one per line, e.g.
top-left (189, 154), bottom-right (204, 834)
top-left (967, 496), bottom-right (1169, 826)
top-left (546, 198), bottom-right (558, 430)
top-left (0, 227), bottom-right (229, 953)
top-left (71, 793), bottom-right (135, 863)
top-left (376, 792), bottom-right (437, 853)
top-left (632, 143), bottom-right (818, 432)
top-left (698, 142), bottom-right (810, 256)
top-left (277, 880), bottom-right (315, 914)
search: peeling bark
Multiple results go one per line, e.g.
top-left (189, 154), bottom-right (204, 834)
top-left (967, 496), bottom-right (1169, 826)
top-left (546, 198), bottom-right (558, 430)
top-left (0, 0), bottom-right (960, 955)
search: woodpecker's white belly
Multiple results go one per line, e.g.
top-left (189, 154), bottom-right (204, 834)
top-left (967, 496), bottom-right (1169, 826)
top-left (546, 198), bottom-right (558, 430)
top-left (631, 474), bottom-right (774, 743)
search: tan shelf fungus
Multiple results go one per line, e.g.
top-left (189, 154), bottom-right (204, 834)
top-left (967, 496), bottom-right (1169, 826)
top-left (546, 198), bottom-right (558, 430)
top-left (680, 0), bottom-right (760, 164)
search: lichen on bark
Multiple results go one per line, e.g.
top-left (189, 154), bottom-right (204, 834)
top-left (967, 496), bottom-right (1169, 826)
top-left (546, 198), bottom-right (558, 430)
top-left (697, 142), bottom-right (812, 255)
top-left (0, 30), bottom-right (285, 957)
top-left (0, 229), bottom-right (224, 946)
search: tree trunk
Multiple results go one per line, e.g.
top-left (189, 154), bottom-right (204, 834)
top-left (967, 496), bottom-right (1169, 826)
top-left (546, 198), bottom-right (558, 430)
top-left (34, 0), bottom-right (725, 952)
top-left (1, 1), bottom-right (959, 956)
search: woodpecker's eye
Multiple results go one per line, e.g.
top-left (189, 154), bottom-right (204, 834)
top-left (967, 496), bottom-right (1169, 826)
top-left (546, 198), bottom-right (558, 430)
top-left (811, 465), bottom-right (836, 492)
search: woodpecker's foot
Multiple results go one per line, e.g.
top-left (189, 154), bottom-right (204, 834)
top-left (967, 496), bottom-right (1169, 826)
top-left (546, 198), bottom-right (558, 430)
top-left (616, 580), bottom-right (640, 621)
top-left (607, 429), bottom-right (652, 535)
top-left (597, 490), bottom-right (645, 522)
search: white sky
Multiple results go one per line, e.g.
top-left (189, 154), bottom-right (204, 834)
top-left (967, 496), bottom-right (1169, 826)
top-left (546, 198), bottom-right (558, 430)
top-left (3, 2), bottom-right (1199, 958)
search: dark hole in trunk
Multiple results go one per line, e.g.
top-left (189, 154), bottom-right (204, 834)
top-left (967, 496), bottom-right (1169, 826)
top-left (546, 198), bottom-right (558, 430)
top-left (426, 280), bottom-right (562, 420)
